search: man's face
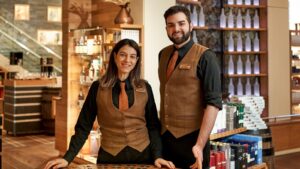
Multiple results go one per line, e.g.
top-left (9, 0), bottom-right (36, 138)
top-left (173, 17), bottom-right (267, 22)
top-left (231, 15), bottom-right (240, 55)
top-left (165, 12), bottom-right (192, 45)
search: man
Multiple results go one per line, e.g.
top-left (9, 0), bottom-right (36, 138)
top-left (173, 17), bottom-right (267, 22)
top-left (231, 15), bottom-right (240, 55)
top-left (158, 5), bottom-right (222, 169)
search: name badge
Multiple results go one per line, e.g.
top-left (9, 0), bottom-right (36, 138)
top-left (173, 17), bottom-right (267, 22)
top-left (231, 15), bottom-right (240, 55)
top-left (179, 64), bottom-right (191, 70)
top-left (136, 88), bottom-right (146, 93)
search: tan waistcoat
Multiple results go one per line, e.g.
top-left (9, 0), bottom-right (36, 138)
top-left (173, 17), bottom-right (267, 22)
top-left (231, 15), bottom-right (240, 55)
top-left (96, 82), bottom-right (150, 156)
top-left (158, 44), bottom-right (208, 138)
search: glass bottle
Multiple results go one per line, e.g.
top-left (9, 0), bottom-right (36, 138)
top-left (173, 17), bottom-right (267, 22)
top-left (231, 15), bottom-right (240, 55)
top-left (245, 55), bottom-right (251, 74)
top-left (199, 5), bottom-right (205, 27)
top-left (228, 0), bottom-right (234, 5)
top-left (253, 0), bottom-right (260, 6)
top-left (220, 8), bottom-right (226, 28)
top-left (236, 0), bottom-right (243, 5)
top-left (254, 33), bottom-right (260, 51)
top-left (193, 31), bottom-right (198, 43)
top-left (253, 10), bottom-right (260, 28)
top-left (80, 66), bottom-right (85, 84)
top-left (254, 77), bottom-right (260, 96)
top-left (245, 9), bottom-right (251, 28)
top-left (245, 0), bottom-right (251, 5)
top-left (78, 88), bottom-right (85, 109)
top-left (228, 32), bottom-right (234, 52)
top-left (228, 78), bottom-right (235, 96)
top-left (236, 9), bottom-right (243, 28)
top-left (254, 55), bottom-right (260, 74)
top-left (228, 55), bottom-right (234, 74)
top-left (245, 78), bottom-right (252, 95)
top-left (245, 33), bottom-right (251, 52)
top-left (228, 9), bottom-right (234, 28)
top-left (237, 78), bottom-right (243, 95)
top-left (191, 5), bottom-right (198, 26)
top-left (237, 55), bottom-right (243, 74)
top-left (237, 33), bottom-right (243, 52)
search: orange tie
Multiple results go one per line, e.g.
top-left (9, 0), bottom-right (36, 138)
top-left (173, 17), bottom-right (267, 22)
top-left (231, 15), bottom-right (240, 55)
top-left (166, 50), bottom-right (179, 80)
top-left (119, 82), bottom-right (128, 111)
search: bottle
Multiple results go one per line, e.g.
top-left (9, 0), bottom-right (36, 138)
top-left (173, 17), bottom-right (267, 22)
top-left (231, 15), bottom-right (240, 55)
top-left (199, 5), bottom-right (205, 27)
top-left (228, 32), bottom-right (234, 52)
top-left (236, 0), bottom-right (243, 5)
top-left (237, 78), bottom-right (243, 95)
top-left (228, 9), bottom-right (234, 28)
top-left (191, 5), bottom-right (198, 26)
top-left (254, 33), bottom-right (260, 51)
top-left (245, 9), bottom-right (251, 28)
top-left (228, 0), bottom-right (234, 5)
top-left (245, 78), bottom-right (252, 95)
top-left (237, 33), bottom-right (243, 52)
top-left (236, 9), bottom-right (243, 28)
top-left (220, 8), bottom-right (226, 28)
top-left (83, 36), bottom-right (88, 54)
top-left (78, 88), bottom-right (85, 109)
top-left (254, 78), bottom-right (260, 96)
top-left (97, 35), bottom-right (103, 54)
top-left (237, 55), bottom-right (243, 74)
top-left (245, 33), bottom-right (251, 52)
top-left (80, 66), bottom-right (85, 84)
top-left (193, 31), bottom-right (198, 43)
top-left (245, 55), bottom-right (251, 74)
top-left (245, 0), bottom-right (251, 5)
top-left (253, 10), bottom-right (260, 28)
top-left (88, 63), bottom-right (95, 82)
top-left (78, 36), bottom-right (84, 54)
top-left (228, 55), bottom-right (234, 74)
top-left (93, 35), bottom-right (98, 54)
top-left (253, 0), bottom-right (260, 5)
top-left (254, 55), bottom-right (260, 74)
top-left (228, 78), bottom-right (235, 96)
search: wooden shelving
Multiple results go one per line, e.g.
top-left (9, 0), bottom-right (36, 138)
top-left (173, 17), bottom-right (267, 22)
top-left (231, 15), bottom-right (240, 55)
top-left (247, 163), bottom-right (268, 169)
top-left (177, 0), bottom-right (200, 5)
top-left (225, 74), bottom-right (267, 77)
top-left (224, 51), bottom-right (267, 55)
top-left (210, 127), bottom-right (247, 140)
top-left (224, 4), bottom-right (267, 9)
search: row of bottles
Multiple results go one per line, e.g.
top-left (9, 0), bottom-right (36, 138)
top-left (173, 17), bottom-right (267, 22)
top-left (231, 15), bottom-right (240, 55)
top-left (79, 57), bottom-right (105, 85)
top-left (220, 8), bottom-right (259, 29)
top-left (227, 32), bottom-right (259, 52)
top-left (227, 0), bottom-right (260, 5)
top-left (227, 55), bottom-right (260, 74)
top-left (74, 35), bottom-right (103, 55)
top-left (188, 5), bottom-right (205, 27)
top-left (228, 77), bottom-right (260, 96)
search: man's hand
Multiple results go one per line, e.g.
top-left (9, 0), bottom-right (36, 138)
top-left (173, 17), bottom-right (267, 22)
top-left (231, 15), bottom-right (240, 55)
top-left (154, 158), bottom-right (176, 169)
top-left (190, 144), bottom-right (203, 169)
top-left (44, 158), bottom-right (68, 169)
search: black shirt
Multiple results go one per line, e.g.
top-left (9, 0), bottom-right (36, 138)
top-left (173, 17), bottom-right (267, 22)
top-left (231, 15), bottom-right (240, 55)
top-left (63, 79), bottom-right (162, 163)
top-left (159, 39), bottom-right (222, 109)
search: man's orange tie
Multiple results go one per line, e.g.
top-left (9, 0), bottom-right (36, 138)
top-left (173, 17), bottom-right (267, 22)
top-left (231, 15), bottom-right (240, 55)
top-left (166, 50), bottom-right (179, 80)
top-left (119, 82), bottom-right (128, 111)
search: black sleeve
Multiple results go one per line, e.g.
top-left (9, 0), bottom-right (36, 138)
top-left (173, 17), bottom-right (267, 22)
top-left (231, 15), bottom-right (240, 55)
top-left (197, 50), bottom-right (222, 110)
top-left (144, 82), bottom-right (163, 160)
top-left (63, 81), bottom-right (99, 163)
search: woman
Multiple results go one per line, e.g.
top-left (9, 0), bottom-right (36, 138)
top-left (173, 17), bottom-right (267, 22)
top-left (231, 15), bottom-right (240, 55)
top-left (44, 39), bottom-right (175, 169)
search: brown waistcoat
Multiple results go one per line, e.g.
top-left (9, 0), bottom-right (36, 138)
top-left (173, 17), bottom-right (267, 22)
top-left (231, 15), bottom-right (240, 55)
top-left (96, 82), bottom-right (150, 156)
top-left (158, 44), bottom-right (208, 138)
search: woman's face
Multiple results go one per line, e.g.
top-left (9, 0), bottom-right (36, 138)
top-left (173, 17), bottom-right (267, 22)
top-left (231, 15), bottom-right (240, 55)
top-left (114, 45), bottom-right (138, 77)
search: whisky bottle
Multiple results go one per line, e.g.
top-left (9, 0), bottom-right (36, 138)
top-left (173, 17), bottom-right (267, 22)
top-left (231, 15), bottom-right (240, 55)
top-left (78, 88), bottom-right (85, 109)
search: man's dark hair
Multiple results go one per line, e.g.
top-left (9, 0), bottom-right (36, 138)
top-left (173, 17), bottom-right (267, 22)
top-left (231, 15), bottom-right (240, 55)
top-left (164, 5), bottom-right (191, 24)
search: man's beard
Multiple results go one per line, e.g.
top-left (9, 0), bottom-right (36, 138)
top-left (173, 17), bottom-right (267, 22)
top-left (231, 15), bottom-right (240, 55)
top-left (168, 30), bottom-right (191, 45)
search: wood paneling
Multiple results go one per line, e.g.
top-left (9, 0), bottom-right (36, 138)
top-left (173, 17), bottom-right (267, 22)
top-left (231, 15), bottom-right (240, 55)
top-left (91, 0), bottom-right (119, 27)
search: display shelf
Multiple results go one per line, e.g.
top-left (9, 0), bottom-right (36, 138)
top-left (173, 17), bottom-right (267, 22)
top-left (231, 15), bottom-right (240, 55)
top-left (210, 127), bottom-right (247, 140)
top-left (223, 4), bottom-right (267, 9)
top-left (225, 74), bottom-right (267, 78)
top-left (291, 30), bottom-right (300, 114)
top-left (224, 51), bottom-right (267, 55)
top-left (247, 163), bottom-right (268, 169)
top-left (176, 0), bottom-right (200, 5)
top-left (221, 28), bottom-right (267, 31)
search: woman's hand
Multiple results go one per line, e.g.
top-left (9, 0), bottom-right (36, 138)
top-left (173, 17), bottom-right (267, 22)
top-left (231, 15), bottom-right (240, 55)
top-left (154, 158), bottom-right (176, 169)
top-left (44, 158), bottom-right (68, 169)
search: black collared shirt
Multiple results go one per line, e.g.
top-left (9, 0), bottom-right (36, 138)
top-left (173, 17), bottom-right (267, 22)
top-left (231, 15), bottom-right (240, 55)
top-left (159, 39), bottom-right (222, 109)
top-left (63, 79), bottom-right (162, 163)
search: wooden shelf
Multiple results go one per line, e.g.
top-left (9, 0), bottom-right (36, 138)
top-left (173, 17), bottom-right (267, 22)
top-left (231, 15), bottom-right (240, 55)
top-left (291, 73), bottom-right (300, 76)
top-left (247, 163), bottom-right (268, 169)
top-left (224, 51), bottom-right (267, 55)
top-left (221, 27), bottom-right (267, 31)
top-left (225, 74), bottom-right (267, 77)
top-left (210, 127), bottom-right (247, 140)
top-left (223, 4), bottom-right (267, 9)
top-left (177, 0), bottom-right (200, 5)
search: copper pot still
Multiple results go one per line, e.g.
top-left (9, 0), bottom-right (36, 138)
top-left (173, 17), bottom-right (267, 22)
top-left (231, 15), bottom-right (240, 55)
top-left (114, 2), bottom-right (134, 24)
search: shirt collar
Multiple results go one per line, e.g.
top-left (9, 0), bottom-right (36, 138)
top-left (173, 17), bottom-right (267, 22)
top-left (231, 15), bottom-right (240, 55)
top-left (117, 78), bottom-right (131, 90)
top-left (173, 39), bottom-right (194, 58)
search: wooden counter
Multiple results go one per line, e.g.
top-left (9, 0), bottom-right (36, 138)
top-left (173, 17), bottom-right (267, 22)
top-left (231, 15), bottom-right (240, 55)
top-left (3, 78), bottom-right (60, 135)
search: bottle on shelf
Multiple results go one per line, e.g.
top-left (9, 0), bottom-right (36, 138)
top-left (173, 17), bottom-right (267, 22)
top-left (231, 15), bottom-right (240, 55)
top-left (245, 55), bottom-right (251, 74)
top-left (253, 10), bottom-right (260, 28)
top-left (80, 66), bottom-right (86, 84)
top-left (78, 88), bottom-right (85, 109)
top-left (228, 32), bottom-right (234, 52)
top-left (245, 78), bottom-right (252, 95)
top-left (228, 55), bottom-right (234, 74)
top-left (193, 31), bottom-right (198, 43)
top-left (254, 55), bottom-right (260, 74)
top-left (227, 0), bottom-right (234, 5)
top-left (236, 0), bottom-right (243, 5)
top-left (237, 33), bottom-right (243, 52)
top-left (228, 78), bottom-right (235, 96)
top-left (237, 55), bottom-right (243, 74)
top-left (88, 62), bottom-right (95, 82)
top-left (227, 9), bottom-right (234, 28)
top-left (83, 36), bottom-right (88, 54)
top-left (237, 78), bottom-right (243, 95)
top-left (245, 0), bottom-right (251, 5)
top-left (254, 77), bottom-right (260, 96)
top-left (93, 35), bottom-right (98, 54)
top-left (220, 8), bottom-right (226, 28)
top-left (254, 33), bottom-right (260, 51)
top-left (245, 33), bottom-right (251, 52)
top-left (199, 5), bottom-right (205, 27)
top-left (191, 5), bottom-right (198, 26)
top-left (236, 9), bottom-right (243, 28)
top-left (253, 0), bottom-right (260, 6)
top-left (245, 9), bottom-right (251, 28)
top-left (97, 35), bottom-right (103, 54)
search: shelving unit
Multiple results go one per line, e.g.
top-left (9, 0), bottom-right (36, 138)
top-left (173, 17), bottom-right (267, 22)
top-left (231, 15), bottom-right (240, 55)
top-left (290, 30), bottom-right (300, 115)
top-left (210, 127), bottom-right (247, 140)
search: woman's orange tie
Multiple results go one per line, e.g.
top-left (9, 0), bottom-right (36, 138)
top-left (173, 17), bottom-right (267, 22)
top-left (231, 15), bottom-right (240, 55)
top-left (119, 82), bottom-right (128, 111)
top-left (166, 50), bottom-right (178, 80)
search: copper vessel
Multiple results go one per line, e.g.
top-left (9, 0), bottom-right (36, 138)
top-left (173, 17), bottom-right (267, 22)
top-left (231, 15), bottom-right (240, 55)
top-left (114, 3), bottom-right (134, 24)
